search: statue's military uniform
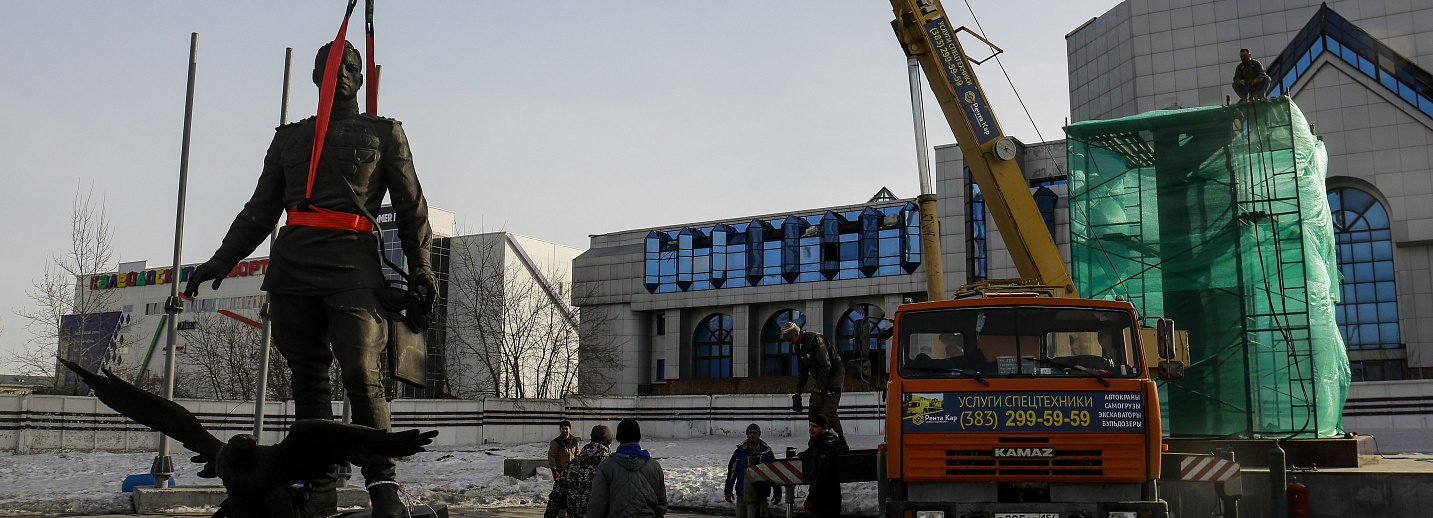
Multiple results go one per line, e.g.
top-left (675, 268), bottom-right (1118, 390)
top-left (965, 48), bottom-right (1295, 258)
top-left (208, 108), bottom-right (432, 482)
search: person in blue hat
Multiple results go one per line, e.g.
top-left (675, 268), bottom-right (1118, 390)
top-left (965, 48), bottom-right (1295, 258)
top-left (724, 424), bottom-right (782, 518)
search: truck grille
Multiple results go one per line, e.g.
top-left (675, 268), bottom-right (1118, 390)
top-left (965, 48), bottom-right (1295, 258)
top-left (944, 447), bottom-right (1104, 476)
top-left (903, 432), bottom-right (1146, 482)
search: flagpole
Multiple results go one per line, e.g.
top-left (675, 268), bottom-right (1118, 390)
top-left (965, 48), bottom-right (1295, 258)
top-left (152, 31), bottom-right (198, 490)
top-left (252, 47), bottom-right (292, 443)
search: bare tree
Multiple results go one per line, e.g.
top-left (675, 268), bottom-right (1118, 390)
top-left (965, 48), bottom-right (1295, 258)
top-left (13, 187), bottom-right (121, 390)
top-left (443, 234), bottom-right (617, 399)
top-left (175, 312), bottom-right (292, 401)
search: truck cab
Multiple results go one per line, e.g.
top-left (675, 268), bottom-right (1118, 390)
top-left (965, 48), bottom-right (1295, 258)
top-left (883, 295), bottom-right (1171, 518)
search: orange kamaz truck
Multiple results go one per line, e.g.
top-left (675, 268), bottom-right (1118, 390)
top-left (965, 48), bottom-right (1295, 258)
top-left (881, 295), bottom-right (1179, 518)
top-left (879, 1), bottom-right (1186, 517)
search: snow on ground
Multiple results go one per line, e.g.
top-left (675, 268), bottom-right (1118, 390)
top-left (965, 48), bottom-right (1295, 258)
top-left (0, 435), bottom-right (883, 516)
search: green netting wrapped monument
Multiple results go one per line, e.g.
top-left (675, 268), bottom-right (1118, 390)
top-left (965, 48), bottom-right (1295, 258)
top-left (1066, 96), bottom-right (1349, 438)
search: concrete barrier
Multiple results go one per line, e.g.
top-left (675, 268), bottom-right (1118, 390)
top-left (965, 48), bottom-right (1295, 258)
top-left (0, 392), bottom-right (886, 453)
top-left (503, 458), bottom-right (550, 480)
top-left (132, 486), bottom-right (369, 514)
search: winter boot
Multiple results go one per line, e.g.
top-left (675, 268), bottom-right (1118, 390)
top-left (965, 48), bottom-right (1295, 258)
top-left (367, 480), bottom-right (406, 518)
top-left (298, 469), bottom-right (339, 518)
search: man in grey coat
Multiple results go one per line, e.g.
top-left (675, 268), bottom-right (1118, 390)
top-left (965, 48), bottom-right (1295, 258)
top-left (589, 419), bottom-right (667, 518)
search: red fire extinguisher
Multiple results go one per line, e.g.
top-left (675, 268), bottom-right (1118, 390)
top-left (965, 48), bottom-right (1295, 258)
top-left (1287, 482), bottom-right (1309, 518)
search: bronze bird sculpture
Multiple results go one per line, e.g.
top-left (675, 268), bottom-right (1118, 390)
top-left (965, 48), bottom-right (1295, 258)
top-left (58, 357), bottom-right (439, 518)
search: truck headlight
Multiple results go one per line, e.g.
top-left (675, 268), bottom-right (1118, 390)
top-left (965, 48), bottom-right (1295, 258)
top-left (1108, 512), bottom-right (1138, 518)
top-left (915, 511), bottom-right (945, 518)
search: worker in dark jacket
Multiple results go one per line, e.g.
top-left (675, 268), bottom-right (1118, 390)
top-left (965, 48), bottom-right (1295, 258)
top-left (183, 40), bottom-right (433, 518)
top-left (1232, 48), bottom-right (1271, 102)
top-left (549, 424), bottom-right (613, 518)
top-left (724, 424), bottom-right (782, 518)
top-left (549, 420), bottom-right (580, 479)
top-left (783, 322), bottom-right (845, 441)
top-left (544, 420), bottom-right (582, 518)
top-left (802, 415), bottom-right (842, 518)
top-left (590, 419), bottom-right (667, 518)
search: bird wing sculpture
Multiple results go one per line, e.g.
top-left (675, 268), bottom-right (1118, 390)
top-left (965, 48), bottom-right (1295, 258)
top-left (275, 419), bottom-right (439, 471)
top-left (57, 357), bottom-right (225, 465)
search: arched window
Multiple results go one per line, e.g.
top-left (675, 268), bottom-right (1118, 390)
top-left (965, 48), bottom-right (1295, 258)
top-left (761, 309), bottom-right (807, 376)
top-left (1329, 187), bottom-right (1403, 379)
top-left (693, 313), bottom-right (733, 378)
top-left (836, 304), bottom-right (890, 372)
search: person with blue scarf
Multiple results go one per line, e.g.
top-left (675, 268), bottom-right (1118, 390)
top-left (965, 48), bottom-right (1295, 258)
top-left (590, 419), bottom-right (667, 518)
top-left (724, 424), bottom-right (782, 518)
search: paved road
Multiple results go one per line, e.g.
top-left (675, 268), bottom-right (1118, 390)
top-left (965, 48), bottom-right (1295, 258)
top-left (51, 507), bottom-right (728, 518)
top-left (451, 508), bottom-right (726, 518)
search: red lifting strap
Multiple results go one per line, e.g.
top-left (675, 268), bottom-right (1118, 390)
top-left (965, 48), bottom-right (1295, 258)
top-left (294, 0), bottom-right (376, 232)
top-left (307, 0), bottom-right (361, 200)
top-left (286, 206), bottom-right (373, 232)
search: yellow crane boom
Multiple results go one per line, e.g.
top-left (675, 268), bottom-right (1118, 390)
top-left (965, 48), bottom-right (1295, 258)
top-left (890, 0), bottom-right (1078, 297)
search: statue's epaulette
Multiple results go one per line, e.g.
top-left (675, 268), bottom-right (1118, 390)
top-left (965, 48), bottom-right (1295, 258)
top-left (359, 113), bottom-right (402, 125)
top-left (275, 116), bottom-right (313, 131)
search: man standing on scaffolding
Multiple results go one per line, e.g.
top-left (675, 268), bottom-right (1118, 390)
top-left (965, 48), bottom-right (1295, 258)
top-left (784, 322), bottom-right (845, 442)
top-left (1233, 48), bottom-right (1272, 102)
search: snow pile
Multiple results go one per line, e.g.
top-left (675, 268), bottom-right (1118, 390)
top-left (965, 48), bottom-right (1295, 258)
top-left (0, 435), bottom-right (882, 515)
top-left (0, 451), bottom-right (205, 515)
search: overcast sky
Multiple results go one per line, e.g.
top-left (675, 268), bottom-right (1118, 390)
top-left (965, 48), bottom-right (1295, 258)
top-left (0, 1), bottom-right (1121, 371)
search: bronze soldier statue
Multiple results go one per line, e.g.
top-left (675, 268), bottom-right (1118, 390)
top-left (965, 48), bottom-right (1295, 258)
top-left (184, 40), bottom-right (434, 518)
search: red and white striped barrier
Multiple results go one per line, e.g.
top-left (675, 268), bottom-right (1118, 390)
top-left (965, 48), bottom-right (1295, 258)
top-left (1180, 455), bottom-right (1241, 482)
top-left (746, 459), bottom-right (805, 485)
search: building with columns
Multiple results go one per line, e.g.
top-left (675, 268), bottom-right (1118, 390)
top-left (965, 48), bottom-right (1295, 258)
top-left (573, 192), bottom-right (935, 396)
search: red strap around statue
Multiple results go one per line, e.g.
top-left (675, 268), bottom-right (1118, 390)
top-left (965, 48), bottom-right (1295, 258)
top-left (285, 206), bottom-right (374, 232)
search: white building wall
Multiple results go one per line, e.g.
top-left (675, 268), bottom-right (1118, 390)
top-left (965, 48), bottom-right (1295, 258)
top-left (73, 258), bottom-right (269, 393)
top-left (445, 232), bottom-right (584, 398)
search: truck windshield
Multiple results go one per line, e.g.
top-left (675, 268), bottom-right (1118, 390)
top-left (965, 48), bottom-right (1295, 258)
top-left (898, 306), bottom-right (1141, 379)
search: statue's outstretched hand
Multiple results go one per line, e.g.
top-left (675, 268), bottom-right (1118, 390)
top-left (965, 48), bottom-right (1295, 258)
top-left (183, 259), bottom-right (231, 298)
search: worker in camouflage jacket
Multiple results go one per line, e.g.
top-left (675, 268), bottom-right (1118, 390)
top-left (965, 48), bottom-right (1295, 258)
top-left (551, 425), bottom-right (615, 518)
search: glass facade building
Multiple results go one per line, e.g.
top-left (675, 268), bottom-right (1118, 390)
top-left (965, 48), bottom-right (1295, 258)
top-left (644, 202), bottom-right (921, 293)
top-left (577, 195), bottom-right (927, 395)
top-left (375, 206), bottom-right (453, 398)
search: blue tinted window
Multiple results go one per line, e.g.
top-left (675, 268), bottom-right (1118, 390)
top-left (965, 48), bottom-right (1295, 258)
top-left (1266, 7), bottom-right (1432, 128)
top-left (1034, 186), bottom-right (1058, 240)
top-left (1329, 187), bottom-right (1402, 351)
top-left (969, 181), bottom-right (988, 281)
top-left (642, 203), bottom-right (922, 293)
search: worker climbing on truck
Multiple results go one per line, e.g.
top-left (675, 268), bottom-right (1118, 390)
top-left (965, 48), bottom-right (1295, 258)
top-left (783, 322), bottom-right (845, 442)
